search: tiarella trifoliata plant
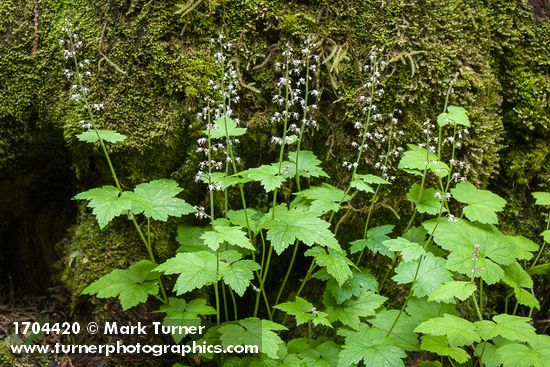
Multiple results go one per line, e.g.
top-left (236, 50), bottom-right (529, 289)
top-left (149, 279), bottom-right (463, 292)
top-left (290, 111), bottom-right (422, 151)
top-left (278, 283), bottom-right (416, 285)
top-left (69, 24), bottom-right (550, 367)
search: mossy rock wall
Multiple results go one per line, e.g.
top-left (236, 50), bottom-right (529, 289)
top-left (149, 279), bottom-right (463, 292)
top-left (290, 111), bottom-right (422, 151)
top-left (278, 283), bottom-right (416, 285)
top-left (1, 0), bottom-right (549, 300)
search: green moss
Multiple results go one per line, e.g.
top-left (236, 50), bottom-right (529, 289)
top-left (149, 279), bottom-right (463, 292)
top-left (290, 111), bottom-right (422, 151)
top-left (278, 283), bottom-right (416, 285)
top-left (60, 207), bottom-right (178, 307)
top-left (0, 338), bottom-right (48, 367)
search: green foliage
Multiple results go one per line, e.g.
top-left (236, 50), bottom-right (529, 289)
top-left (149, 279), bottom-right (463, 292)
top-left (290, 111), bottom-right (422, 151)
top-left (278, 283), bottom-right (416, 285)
top-left (322, 268), bottom-right (378, 304)
top-left (263, 206), bottom-right (340, 254)
top-left (201, 219), bottom-right (254, 251)
top-left (295, 183), bottom-right (349, 214)
top-left (475, 314), bottom-right (536, 342)
top-left (74, 186), bottom-right (133, 228)
top-left (218, 251), bottom-right (261, 297)
top-left (64, 20), bottom-right (548, 364)
top-left (424, 218), bottom-right (521, 284)
top-left (350, 225), bottom-right (395, 258)
top-left (205, 116), bottom-right (247, 139)
top-left (82, 260), bottom-right (159, 310)
top-left (369, 310), bottom-right (419, 351)
top-left (338, 326), bottom-right (406, 367)
top-left (156, 250), bottom-right (260, 297)
top-left (155, 251), bottom-right (219, 295)
top-left (76, 129), bottom-right (127, 143)
top-left (350, 174), bottom-right (389, 193)
top-left (437, 106), bottom-right (470, 127)
top-left (158, 297), bottom-right (216, 343)
top-left (393, 253), bottom-right (452, 297)
top-left (239, 164), bottom-right (286, 192)
top-left (428, 281), bottom-right (477, 303)
top-left (398, 144), bottom-right (449, 178)
top-left (451, 181), bottom-right (506, 224)
top-left (304, 246), bottom-right (353, 286)
top-left (407, 184), bottom-right (444, 215)
top-left (158, 297), bottom-right (217, 321)
top-left (383, 237), bottom-right (426, 262)
top-left (420, 335), bottom-right (470, 363)
top-left (274, 297), bottom-right (331, 327)
top-left (286, 339), bottom-right (340, 367)
top-left (414, 313), bottom-right (480, 347)
top-left (325, 291), bottom-right (386, 329)
top-left (129, 179), bottom-right (196, 221)
top-left (218, 318), bottom-right (287, 359)
top-left (282, 151), bottom-right (328, 179)
top-left (75, 179), bottom-right (195, 228)
top-left (496, 335), bottom-right (550, 367)
top-left (532, 192), bottom-right (550, 206)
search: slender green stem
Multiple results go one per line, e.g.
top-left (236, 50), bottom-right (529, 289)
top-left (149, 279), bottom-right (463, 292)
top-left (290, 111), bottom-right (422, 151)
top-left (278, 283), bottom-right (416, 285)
top-left (260, 245), bottom-right (274, 320)
top-left (261, 57), bottom-right (291, 316)
top-left (295, 62), bottom-right (378, 298)
top-left (530, 209), bottom-right (549, 269)
top-left (67, 30), bottom-right (172, 302)
top-left (383, 78), bottom-right (460, 318)
top-left (379, 257), bottom-right (397, 293)
top-left (229, 288), bottom-right (238, 320)
top-left (387, 198), bottom-right (447, 336)
top-left (294, 54), bottom-right (311, 191)
top-left (253, 231), bottom-right (267, 317)
top-left (272, 62), bottom-right (291, 215)
top-left (146, 216), bottom-right (168, 303)
top-left (479, 279), bottom-right (484, 316)
top-left (328, 67), bottom-right (377, 224)
top-left (355, 189), bottom-right (378, 266)
top-left (214, 279), bottom-right (221, 326)
top-left (221, 283), bottom-right (229, 321)
top-left (356, 121), bottom-right (395, 266)
top-left (206, 105), bottom-right (221, 326)
top-left (438, 72), bottom-right (457, 159)
top-left (275, 240), bottom-right (300, 306)
top-left (295, 261), bottom-right (315, 300)
top-left (477, 342), bottom-right (487, 367)
top-left (471, 293), bottom-right (483, 321)
top-left (504, 292), bottom-right (512, 314)
top-left (277, 53), bottom-right (313, 308)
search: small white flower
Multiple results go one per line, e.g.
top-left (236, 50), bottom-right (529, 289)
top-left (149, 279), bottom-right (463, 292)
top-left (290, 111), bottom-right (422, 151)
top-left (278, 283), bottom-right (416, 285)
top-left (446, 214), bottom-right (458, 223)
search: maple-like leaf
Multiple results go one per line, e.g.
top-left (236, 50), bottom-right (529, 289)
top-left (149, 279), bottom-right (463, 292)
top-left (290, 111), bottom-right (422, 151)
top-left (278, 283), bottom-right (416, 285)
top-left (451, 181), bottom-right (506, 224)
top-left (393, 253), bottom-right (453, 297)
top-left (77, 129), bottom-right (127, 143)
top-left (263, 207), bottom-right (340, 254)
top-left (82, 260), bottom-right (159, 310)
top-left (128, 179), bottom-right (195, 221)
top-left (74, 186), bottom-right (133, 228)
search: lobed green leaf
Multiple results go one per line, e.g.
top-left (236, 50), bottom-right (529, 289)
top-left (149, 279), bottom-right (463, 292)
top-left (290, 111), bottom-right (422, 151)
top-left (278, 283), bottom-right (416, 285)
top-left (76, 129), bottom-right (127, 143)
top-left (128, 179), bottom-right (195, 221)
top-left (436, 105), bottom-right (470, 128)
top-left (428, 281), bottom-right (477, 303)
top-left (74, 185), bottom-right (132, 228)
top-left (218, 318), bottom-right (287, 359)
top-left (82, 260), bottom-right (159, 310)
top-left (532, 191), bottom-right (550, 206)
top-left (263, 207), bottom-right (340, 254)
top-left (451, 181), bottom-right (506, 224)
top-left (414, 313), bottom-right (480, 347)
